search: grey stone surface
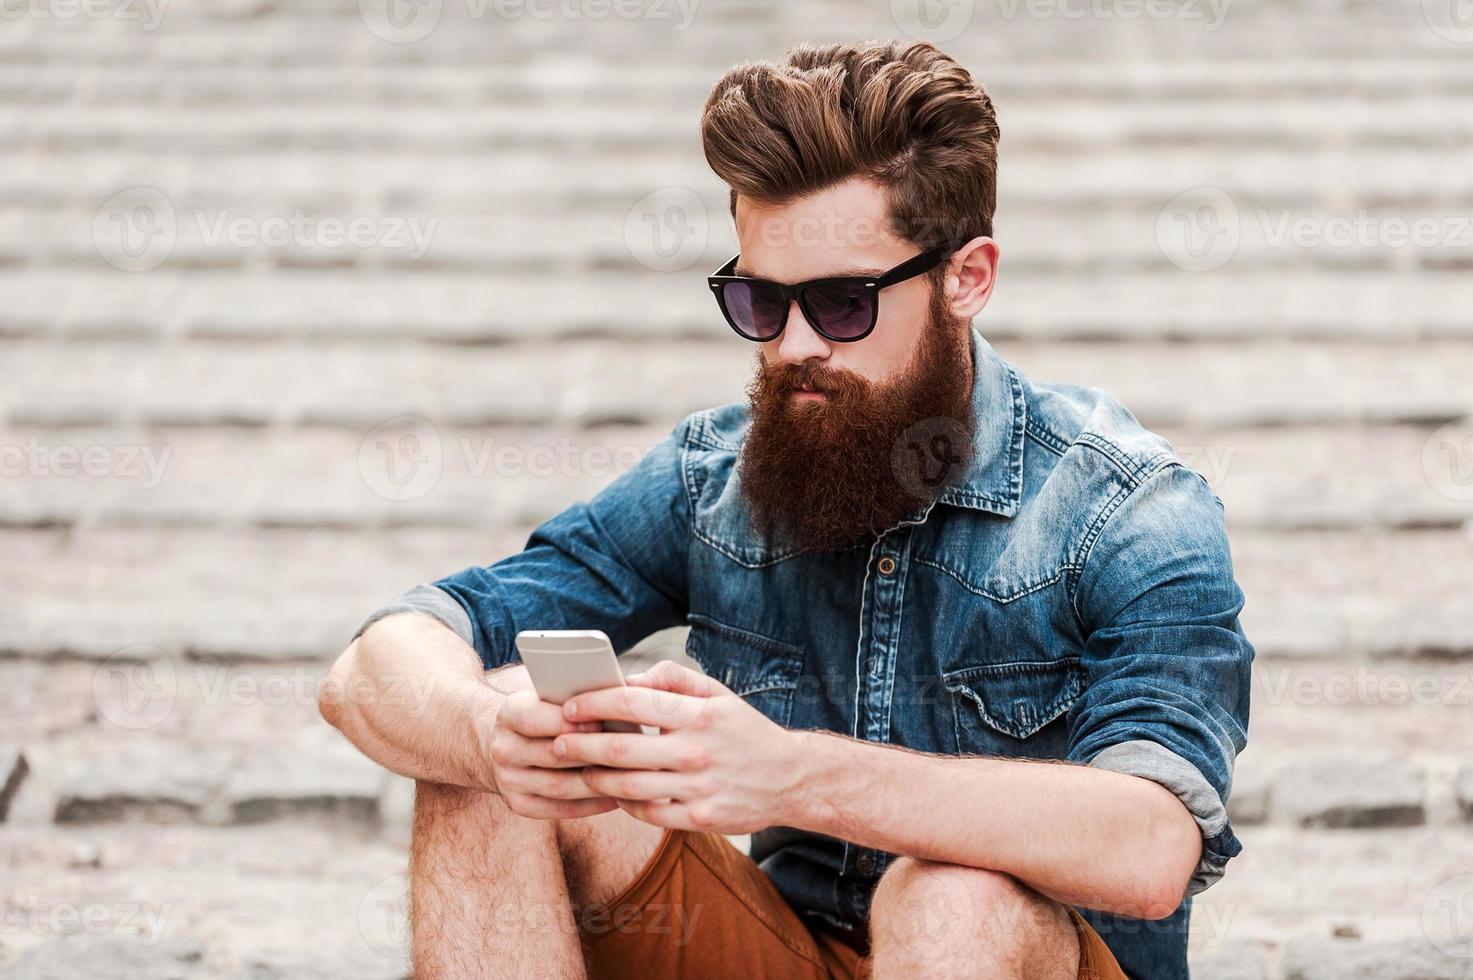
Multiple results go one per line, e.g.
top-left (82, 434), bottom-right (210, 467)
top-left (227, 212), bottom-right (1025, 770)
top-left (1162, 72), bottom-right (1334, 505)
top-left (0, 936), bottom-right (207, 980)
top-left (0, 743), bottom-right (27, 821)
top-left (1273, 756), bottom-right (1426, 829)
top-left (225, 746), bottom-right (385, 825)
top-left (54, 749), bottom-right (232, 824)
top-left (1191, 944), bottom-right (1269, 980)
top-left (5, 3), bottom-right (1473, 977)
top-left (1281, 938), bottom-right (1473, 979)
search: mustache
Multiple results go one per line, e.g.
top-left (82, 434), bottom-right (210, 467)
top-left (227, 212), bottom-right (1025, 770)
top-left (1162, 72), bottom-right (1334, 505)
top-left (754, 359), bottom-right (871, 399)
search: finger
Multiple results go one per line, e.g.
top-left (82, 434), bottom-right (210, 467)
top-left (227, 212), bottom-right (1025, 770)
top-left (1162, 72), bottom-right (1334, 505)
top-left (583, 767), bottom-right (698, 802)
top-left (617, 797), bottom-right (698, 830)
top-left (626, 660), bottom-right (729, 698)
top-left (507, 792), bottom-right (620, 821)
top-left (554, 732), bottom-right (706, 771)
top-left (494, 730), bottom-right (593, 769)
top-left (564, 685), bottom-right (706, 730)
top-left (502, 765), bottom-right (606, 801)
top-left (501, 691), bottom-right (586, 738)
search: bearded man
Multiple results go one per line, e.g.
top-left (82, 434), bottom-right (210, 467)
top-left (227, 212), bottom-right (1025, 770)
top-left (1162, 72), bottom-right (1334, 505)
top-left (322, 39), bottom-right (1252, 980)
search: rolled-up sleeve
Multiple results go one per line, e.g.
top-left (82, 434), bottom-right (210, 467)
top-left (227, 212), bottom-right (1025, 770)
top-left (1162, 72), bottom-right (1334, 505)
top-left (1067, 462), bottom-right (1253, 894)
top-left (353, 418), bottom-right (693, 670)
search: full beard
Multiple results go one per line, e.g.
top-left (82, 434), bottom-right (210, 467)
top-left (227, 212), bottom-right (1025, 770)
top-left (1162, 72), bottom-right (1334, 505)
top-left (738, 287), bottom-right (976, 553)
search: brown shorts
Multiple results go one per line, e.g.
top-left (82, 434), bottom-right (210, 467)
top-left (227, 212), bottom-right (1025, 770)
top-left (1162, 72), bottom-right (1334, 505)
top-left (579, 828), bottom-right (1127, 979)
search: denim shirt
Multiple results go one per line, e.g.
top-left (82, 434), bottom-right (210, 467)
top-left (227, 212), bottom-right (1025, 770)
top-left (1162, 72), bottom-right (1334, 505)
top-left (362, 327), bottom-right (1253, 979)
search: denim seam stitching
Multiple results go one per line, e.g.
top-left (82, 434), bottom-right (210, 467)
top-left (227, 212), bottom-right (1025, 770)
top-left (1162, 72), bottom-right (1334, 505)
top-left (912, 556), bottom-right (1065, 603)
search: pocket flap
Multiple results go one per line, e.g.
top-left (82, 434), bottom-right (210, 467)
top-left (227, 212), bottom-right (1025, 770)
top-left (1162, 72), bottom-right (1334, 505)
top-left (944, 659), bottom-right (1085, 741)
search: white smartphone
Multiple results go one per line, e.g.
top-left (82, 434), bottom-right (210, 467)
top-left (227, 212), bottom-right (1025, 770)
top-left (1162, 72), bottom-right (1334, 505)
top-left (514, 630), bottom-right (659, 736)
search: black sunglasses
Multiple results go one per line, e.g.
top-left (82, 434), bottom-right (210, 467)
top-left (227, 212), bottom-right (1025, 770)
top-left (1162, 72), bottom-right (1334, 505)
top-left (707, 240), bottom-right (964, 343)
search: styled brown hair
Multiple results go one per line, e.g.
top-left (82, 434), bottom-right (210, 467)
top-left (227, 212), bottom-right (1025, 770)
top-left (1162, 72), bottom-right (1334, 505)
top-left (700, 40), bottom-right (1001, 266)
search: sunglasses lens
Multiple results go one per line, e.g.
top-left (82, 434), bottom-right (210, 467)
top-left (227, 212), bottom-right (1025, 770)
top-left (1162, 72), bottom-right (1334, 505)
top-left (805, 283), bottom-right (875, 340)
top-left (720, 281), bottom-right (786, 341)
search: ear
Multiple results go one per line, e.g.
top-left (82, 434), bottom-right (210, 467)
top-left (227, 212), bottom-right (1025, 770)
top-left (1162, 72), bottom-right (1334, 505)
top-left (946, 237), bottom-right (1000, 320)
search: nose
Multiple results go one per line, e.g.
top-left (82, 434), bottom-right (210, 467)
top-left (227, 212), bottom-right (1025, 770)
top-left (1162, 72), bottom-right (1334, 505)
top-left (770, 301), bottom-right (831, 366)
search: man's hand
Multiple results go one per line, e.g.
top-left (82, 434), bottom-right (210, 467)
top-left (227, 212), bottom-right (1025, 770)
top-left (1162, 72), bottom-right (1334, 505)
top-left (490, 667), bottom-right (621, 821)
top-left (552, 660), bottom-right (801, 834)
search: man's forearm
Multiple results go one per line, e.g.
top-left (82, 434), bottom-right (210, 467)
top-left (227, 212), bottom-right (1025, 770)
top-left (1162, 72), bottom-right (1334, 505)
top-left (319, 614), bottom-right (504, 791)
top-left (786, 730), bottom-right (1201, 919)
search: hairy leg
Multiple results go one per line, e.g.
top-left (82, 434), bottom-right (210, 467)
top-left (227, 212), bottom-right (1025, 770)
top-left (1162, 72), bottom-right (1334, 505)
top-left (868, 858), bottom-right (1081, 980)
top-left (408, 665), bottom-right (666, 979)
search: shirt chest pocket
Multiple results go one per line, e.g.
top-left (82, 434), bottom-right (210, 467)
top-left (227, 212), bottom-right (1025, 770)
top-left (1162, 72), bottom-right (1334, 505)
top-left (942, 659), bottom-right (1085, 758)
top-left (684, 614), bottom-right (806, 728)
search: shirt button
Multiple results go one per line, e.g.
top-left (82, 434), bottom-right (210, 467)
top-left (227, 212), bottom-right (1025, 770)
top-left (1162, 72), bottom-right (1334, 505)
top-left (876, 556), bottom-right (897, 575)
top-left (856, 854), bottom-right (875, 873)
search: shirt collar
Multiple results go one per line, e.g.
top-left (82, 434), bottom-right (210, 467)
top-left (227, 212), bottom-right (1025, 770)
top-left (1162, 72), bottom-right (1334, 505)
top-left (932, 326), bottom-right (1027, 517)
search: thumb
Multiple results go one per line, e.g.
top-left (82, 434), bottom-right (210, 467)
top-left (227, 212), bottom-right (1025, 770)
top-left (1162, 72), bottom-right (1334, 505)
top-left (626, 659), bottom-right (727, 698)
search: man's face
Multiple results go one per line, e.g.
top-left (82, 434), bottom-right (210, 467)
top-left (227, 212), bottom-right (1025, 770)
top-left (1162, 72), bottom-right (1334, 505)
top-left (733, 177), bottom-right (936, 389)
top-left (732, 178), bottom-right (1000, 551)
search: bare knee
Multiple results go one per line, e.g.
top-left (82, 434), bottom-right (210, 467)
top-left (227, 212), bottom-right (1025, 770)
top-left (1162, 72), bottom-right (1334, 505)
top-left (870, 858), bottom-right (1078, 977)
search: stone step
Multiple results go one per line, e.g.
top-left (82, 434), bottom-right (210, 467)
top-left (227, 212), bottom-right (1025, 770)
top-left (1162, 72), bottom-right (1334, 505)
top-left (0, 823), bottom-right (411, 978)
top-left (0, 521), bottom-right (1468, 662)
top-left (8, 98), bottom-right (1473, 155)
top-left (0, 6), bottom-right (1458, 69)
top-left (6, 61), bottom-right (1473, 107)
top-left (1191, 825), bottom-right (1473, 976)
top-left (0, 417), bottom-right (1470, 534)
top-left (9, 199), bottom-right (1473, 276)
top-left (7, 146), bottom-right (1473, 213)
top-left (4, 645), bottom-right (1470, 828)
top-left (5, 267), bottom-right (1473, 343)
top-left (6, 338), bottom-right (1473, 430)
